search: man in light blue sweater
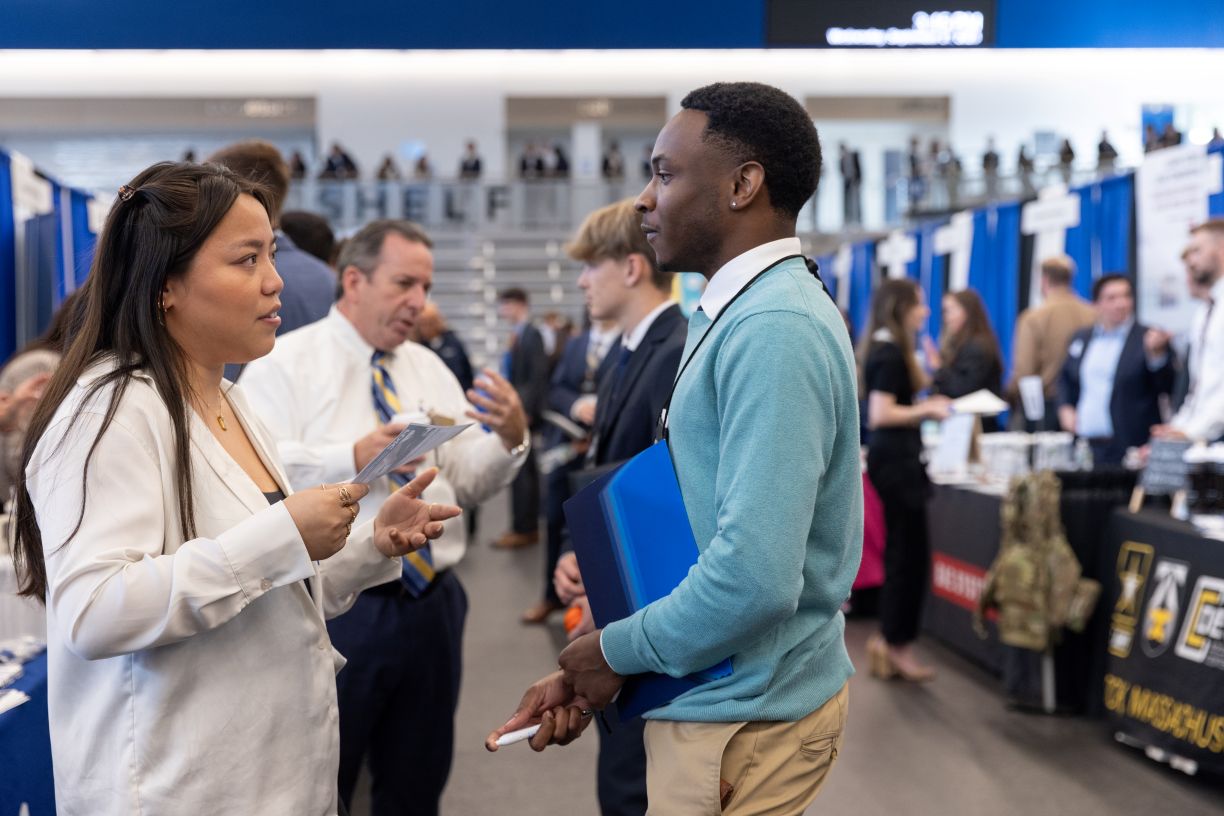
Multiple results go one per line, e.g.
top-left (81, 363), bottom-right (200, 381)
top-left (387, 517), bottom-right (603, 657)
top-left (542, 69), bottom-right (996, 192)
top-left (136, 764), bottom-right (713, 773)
top-left (487, 82), bottom-right (862, 815)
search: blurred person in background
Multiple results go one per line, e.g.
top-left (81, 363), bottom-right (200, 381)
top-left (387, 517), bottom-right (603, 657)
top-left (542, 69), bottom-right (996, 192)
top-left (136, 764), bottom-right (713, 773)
top-left (860, 278), bottom-right (951, 682)
top-left (459, 140), bottom-right (482, 180)
top-left (0, 292), bottom-right (84, 504)
top-left (1155, 219), bottom-right (1224, 443)
top-left (1058, 138), bottom-right (1076, 184)
top-left (376, 154), bottom-right (402, 181)
top-left (982, 137), bottom-right (1000, 198)
top-left (1057, 274), bottom-right (1174, 465)
top-left (288, 149), bottom-right (308, 180)
top-left (927, 288), bottom-right (1004, 432)
top-left (494, 287), bottom-right (550, 549)
top-left (1097, 130), bottom-right (1118, 174)
top-left (279, 210), bottom-right (337, 268)
top-left (526, 310), bottom-right (618, 625)
top-left (1008, 255), bottom-right (1096, 430)
top-left (602, 141), bottom-right (625, 180)
top-left (414, 301), bottom-right (475, 394)
top-left (320, 141), bottom-right (359, 180)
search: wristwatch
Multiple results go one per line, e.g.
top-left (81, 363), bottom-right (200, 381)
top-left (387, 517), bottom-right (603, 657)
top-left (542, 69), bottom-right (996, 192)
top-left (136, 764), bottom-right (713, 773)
top-left (507, 426), bottom-right (531, 457)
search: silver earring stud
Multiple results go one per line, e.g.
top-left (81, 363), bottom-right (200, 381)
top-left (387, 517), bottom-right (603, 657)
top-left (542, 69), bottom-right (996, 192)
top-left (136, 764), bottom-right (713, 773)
top-left (731, 201), bottom-right (737, 208)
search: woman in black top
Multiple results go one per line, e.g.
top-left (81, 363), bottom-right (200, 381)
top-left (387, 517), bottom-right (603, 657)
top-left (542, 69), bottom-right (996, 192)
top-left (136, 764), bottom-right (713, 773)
top-left (858, 279), bottom-right (950, 681)
top-left (927, 288), bottom-right (1004, 432)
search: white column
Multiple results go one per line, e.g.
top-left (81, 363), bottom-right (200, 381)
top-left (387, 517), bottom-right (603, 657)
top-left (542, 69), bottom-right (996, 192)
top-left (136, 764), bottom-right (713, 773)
top-left (934, 211), bottom-right (975, 292)
top-left (834, 244), bottom-right (853, 312)
top-left (570, 120), bottom-right (603, 223)
top-left (1021, 183), bottom-right (1081, 308)
top-left (876, 229), bottom-right (917, 280)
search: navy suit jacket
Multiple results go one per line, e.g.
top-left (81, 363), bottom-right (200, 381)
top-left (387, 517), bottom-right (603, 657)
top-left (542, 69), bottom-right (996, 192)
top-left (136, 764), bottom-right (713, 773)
top-left (543, 330), bottom-right (617, 449)
top-left (1057, 322), bottom-right (1176, 452)
top-left (592, 304), bottom-right (686, 466)
top-left (427, 330), bottom-right (475, 393)
top-left (509, 322), bottom-right (551, 427)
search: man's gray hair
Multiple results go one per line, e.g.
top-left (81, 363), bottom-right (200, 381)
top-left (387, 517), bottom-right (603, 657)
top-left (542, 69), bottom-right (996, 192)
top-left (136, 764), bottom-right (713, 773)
top-left (335, 219), bottom-right (434, 299)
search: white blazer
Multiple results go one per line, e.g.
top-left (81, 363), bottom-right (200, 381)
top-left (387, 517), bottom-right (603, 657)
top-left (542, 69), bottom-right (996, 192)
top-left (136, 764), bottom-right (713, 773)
top-left (25, 360), bottom-right (400, 815)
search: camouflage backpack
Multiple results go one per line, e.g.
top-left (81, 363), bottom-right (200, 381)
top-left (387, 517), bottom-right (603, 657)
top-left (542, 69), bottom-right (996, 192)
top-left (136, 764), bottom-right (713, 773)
top-left (975, 472), bottom-right (1101, 651)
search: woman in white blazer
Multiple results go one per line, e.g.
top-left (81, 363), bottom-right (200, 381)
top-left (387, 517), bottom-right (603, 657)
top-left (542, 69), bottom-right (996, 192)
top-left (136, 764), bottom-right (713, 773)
top-left (11, 161), bottom-right (460, 816)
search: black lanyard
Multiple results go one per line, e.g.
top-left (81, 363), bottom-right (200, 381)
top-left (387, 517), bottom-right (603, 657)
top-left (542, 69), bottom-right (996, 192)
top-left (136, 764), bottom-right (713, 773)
top-left (655, 254), bottom-right (831, 443)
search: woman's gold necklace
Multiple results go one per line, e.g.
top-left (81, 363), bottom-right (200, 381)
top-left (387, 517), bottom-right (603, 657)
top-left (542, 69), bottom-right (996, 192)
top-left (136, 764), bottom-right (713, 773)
top-left (212, 390), bottom-right (228, 431)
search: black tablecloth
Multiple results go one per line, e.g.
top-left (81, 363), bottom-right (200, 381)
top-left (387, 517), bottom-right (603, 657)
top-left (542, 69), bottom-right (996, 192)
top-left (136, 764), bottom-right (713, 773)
top-left (924, 469), bottom-right (1136, 714)
top-left (1103, 509), bottom-right (1224, 775)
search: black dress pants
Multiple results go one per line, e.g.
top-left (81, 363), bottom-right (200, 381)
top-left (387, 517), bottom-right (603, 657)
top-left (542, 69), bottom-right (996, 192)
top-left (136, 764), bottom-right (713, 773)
top-left (328, 571), bottom-right (468, 816)
top-left (870, 461), bottom-right (931, 646)
top-left (511, 447), bottom-right (541, 534)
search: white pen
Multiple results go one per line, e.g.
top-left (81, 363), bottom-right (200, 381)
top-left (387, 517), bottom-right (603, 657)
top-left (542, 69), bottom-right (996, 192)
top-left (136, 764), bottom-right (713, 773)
top-left (494, 709), bottom-right (594, 747)
top-left (494, 725), bottom-right (541, 747)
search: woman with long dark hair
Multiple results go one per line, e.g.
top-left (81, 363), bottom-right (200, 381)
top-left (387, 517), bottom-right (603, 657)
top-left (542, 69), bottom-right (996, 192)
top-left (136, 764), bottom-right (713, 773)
top-left (927, 288), bottom-right (1004, 431)
top-left (858, 279), bottom-right (950, 682)
top-left (13, 161), bottom-right (459, 815)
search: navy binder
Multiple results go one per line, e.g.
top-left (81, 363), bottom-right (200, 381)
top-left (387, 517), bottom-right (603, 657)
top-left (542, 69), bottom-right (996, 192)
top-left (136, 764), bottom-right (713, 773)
top-left (563, 441), bottom-right (732, 721)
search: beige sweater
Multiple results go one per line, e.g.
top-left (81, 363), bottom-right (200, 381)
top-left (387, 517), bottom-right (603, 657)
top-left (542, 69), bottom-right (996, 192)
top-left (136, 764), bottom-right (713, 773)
top-left (1008, 289), bottom-right (1096, 399)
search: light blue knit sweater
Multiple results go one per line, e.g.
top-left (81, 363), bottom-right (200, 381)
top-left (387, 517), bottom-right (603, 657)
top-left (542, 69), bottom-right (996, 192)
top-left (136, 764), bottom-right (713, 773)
top-left (600, 256), bottom-right (863, 723)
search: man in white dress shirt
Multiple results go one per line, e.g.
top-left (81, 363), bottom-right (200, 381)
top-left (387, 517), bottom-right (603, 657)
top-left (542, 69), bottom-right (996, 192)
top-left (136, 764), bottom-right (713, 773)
top-left (241, 219), bottom-right (529, 816)
top-left (1155, 219), bottom-right (1224, 443)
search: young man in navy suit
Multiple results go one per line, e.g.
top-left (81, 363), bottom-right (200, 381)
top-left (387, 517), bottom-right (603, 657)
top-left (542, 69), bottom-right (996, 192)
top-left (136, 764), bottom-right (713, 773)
top-left (1057, 274), bottom-right (1175, 465)
top-left (553, 197), bottom-right (685, 816)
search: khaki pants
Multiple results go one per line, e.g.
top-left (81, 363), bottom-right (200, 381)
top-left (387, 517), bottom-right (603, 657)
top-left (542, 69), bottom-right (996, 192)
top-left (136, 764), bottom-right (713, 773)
top-left (643, 683), bottom-right (848, 815)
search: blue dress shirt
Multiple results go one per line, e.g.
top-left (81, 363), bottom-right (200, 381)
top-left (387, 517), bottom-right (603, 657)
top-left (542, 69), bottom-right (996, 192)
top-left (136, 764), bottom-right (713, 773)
top-left (1075, 321), bottom-right (1131, 438)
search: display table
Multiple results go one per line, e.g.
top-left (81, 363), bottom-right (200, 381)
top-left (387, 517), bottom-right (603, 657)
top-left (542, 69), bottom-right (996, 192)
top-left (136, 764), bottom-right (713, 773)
top-left (0, 652), bottom-right (54, 814)
top-left (924, 469), bottom-right (1136, 713)
top-left (1103, 508), bottom-right (1224, 776)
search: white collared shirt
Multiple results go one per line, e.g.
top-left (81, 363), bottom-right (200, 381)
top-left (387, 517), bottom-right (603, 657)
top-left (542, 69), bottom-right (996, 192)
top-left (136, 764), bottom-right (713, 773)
top-left (240, 307), bottom-right (524, 570)
top-left (1173, 276), bottom-right (1224, 441)
top-left (698, 237), bottom-right (804, 319)
top-left (623, 299), bottom-right (675, 352)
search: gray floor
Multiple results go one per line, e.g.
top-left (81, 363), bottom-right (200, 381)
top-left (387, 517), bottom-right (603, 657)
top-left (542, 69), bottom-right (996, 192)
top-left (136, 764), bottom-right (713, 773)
top-left (352, 491), bottom-right (1224, 815)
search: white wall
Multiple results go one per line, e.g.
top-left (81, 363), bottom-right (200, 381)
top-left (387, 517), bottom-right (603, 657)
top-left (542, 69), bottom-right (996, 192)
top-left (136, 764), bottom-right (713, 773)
top-left (3, 48), bottom-right (1224, 190)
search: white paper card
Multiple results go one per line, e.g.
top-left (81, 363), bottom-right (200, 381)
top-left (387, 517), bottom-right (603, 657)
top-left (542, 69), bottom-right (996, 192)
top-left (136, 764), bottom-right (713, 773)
top-left (350, 423), bottom-right (471, 485)
top-left (951, 388), bottom-right (1009, 417)
top-left (930, 413), bottom-right (977, 476)
top-left (0, 688), bottom-right (29, 716)
top-left (1018, 375), bottom-right (1046, 421)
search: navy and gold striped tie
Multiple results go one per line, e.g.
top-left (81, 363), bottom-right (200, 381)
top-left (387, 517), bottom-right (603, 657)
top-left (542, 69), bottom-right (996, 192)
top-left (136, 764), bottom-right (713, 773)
top-left (371, 350), bottom-right (435, 596)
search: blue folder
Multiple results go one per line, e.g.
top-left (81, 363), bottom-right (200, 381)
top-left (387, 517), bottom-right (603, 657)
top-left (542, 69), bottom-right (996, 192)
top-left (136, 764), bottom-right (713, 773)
top-left (563, 440), bottom-right (733, 721)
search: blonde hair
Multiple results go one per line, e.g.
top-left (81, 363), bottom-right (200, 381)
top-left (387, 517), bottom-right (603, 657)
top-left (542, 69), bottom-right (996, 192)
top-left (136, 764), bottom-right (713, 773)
top-left (567, 198), bottom-right (671, 291)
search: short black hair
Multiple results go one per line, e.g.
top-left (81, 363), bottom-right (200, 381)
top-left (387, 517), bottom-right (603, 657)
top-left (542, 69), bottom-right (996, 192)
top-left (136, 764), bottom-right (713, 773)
top-left (280, 210), bottom-right (335, 265)
top-left (680, 82), bottom-right (821, 219)
top-left (1092, 273), bottom-right (1133, 302)
top-left (497, 287), bottom-right (529, 305)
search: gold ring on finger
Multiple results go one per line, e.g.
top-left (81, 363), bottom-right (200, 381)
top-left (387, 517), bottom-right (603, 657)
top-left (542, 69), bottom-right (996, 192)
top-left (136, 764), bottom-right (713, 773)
top-left (338, 486), bottom-right (353, 506)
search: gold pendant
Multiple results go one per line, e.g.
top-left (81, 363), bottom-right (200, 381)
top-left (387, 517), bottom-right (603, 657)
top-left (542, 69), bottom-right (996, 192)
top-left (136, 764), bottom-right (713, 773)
top-left (217, 414), bottom-right (228, 432)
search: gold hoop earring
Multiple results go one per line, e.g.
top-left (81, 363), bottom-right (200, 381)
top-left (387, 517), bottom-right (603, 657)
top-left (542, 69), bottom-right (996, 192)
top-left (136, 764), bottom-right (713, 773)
top-left (158, 294), bottom-right (166, 326)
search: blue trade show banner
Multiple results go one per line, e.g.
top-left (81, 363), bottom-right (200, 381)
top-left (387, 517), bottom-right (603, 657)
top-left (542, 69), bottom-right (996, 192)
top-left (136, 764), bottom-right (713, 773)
top-left (0, 152), bottom-right (16, 363)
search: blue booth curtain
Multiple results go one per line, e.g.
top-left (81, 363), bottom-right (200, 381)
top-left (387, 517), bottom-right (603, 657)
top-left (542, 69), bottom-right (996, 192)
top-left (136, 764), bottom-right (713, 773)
top-left (813, 252), bottom-right (838, 306)
top-left (916, 220), bottom-right (947, 344)
top-left (849, 240), bottom-right (876, 342)
top-left (1211, 143), bottom-right (1224, 217)
top-left (1065, 173), bottom-right (1135, 296)
top-left (0, 151), bottom-right (15, 364)
top-left (968, 201), bottom-right (1022, 378)
top-left (69, 188), bottom-right (98, 290)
